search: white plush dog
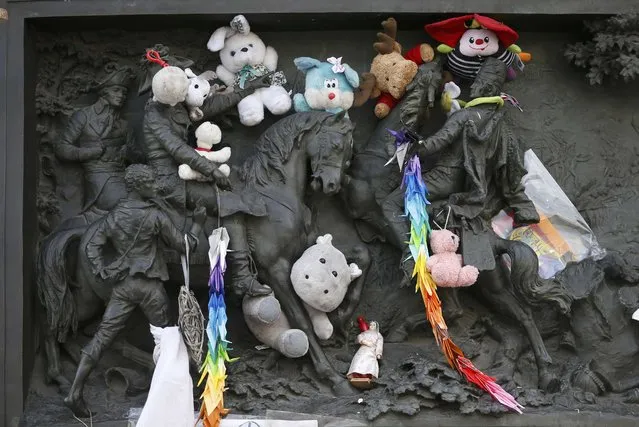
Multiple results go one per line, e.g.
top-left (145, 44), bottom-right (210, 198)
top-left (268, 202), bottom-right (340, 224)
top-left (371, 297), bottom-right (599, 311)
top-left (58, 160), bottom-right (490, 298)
top-left (207, 14), bottom-right (292, 126)
top-left (178, 121), bottom-right (231, 181)
top-left (184, 68), bottom-right (217, 122)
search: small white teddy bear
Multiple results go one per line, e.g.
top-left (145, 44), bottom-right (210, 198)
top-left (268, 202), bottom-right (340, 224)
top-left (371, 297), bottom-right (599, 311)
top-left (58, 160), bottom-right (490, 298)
top-left (184, 68), bottom-right (217, 122)
top-left (151, 66), bottom-right (191, 106)
top-left (206, 14), bottom-right (292, 127)
top-left (178, 121), bottom-right (231, 181)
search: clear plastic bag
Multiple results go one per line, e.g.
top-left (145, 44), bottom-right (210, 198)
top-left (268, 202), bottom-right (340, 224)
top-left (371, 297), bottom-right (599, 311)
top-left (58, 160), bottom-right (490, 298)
top-left (491, 150), bottom-right (605, 279)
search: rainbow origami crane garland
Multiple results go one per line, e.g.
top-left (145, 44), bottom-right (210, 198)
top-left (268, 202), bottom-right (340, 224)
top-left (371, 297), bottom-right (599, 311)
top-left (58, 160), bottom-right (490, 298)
top-left (395, 129), bottom-right (523, 413)
top-left (198, 228), bottom-right (233, 427)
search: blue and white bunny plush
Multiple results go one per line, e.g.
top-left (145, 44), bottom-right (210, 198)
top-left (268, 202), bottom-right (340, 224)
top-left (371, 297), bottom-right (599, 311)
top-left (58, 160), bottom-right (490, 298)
top-left (293, 56), bottom-right (360, 116)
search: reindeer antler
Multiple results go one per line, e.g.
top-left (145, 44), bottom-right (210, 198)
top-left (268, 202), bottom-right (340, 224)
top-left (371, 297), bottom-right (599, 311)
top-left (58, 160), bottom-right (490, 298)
top-left (382, 18), bottom-right (397, 40)
top-left (373, 17), bottom-right (402, 55)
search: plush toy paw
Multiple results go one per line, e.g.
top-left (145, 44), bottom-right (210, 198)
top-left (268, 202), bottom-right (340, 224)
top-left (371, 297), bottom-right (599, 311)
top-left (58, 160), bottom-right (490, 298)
top-left (240, 109), bottom-right (264, 126)
top-left (238, 95), bottom-right (265, 126)
top-left (314, 321), bottom-right (334, 341)
top-left (276, 329), bottom-right (309, 358)
top-left (189, 107), bottom-right (204, 122)
top-left (457, 265), bottom-right (480, 287)
top-left (419, 43), bottom-right (435, 62)
top-left (178, 164), bottom-right (199, 181)
top-left (267, 95), bottom-right (292, 115)
top-left (217, 164), bottom-right (231, 177)
top-left (374, 103), bottom-right (391, 119)
top-left (250, 294), bottom-right (281, 324)
top-left (293, 93), bottom-right (311, 113)
top-left (262, 86), bottom-right (292, 115)
top-left (430, 265), bottom-right (457, 287)
top-left (211, 147), bottom-right (231, 163)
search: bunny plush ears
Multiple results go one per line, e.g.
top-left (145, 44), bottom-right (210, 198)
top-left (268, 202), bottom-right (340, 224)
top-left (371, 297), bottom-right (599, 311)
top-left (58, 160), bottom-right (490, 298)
top-left (207, 15), bottom-right (251, 52)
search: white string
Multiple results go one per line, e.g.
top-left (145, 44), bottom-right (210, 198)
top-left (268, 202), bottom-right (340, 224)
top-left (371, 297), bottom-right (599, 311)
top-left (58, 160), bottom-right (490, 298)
top-left (72, 410), bottom-right (93, 427)
top-left (443, 206), bottom-right (452, 230)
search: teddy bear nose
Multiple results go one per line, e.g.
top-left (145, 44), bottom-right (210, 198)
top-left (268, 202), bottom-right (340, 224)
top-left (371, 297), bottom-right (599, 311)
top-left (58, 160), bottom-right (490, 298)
top-left (475, 39), bottom-right (484, 46)
top-left (328, 92), bottom-right (336, 100)
top-left (241, 47), bottom-right (249, 52)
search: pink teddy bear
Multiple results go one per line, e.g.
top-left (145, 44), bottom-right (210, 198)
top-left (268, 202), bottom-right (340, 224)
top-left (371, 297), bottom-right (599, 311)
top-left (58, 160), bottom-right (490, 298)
top-left (427, 229), bottom-right (479, 287)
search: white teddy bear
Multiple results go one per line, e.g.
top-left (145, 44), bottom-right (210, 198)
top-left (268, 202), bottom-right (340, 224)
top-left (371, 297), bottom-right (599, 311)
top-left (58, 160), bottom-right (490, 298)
top-left (151, 66), bottom-right (190, 106)
top-left (178, 121), bottom-right (231, 181)
top-left (184, 68), bottom-right (217, 122)
top-left (243, 234), bottom-right (362, 358)
top-left (206, 14), bottom-right (292, 127)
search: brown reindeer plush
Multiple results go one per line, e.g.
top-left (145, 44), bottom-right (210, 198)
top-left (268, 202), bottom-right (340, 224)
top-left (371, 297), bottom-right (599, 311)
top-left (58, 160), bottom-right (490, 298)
top-left (364, 18), bottom-right (435, 119)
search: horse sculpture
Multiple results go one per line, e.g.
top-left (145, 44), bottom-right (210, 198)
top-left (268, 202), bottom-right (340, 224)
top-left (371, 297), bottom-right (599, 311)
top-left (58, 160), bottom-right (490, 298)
top-left (339, 58), bottom-right (571, 391)
top-left (37, 110), bottom-right (364, 396)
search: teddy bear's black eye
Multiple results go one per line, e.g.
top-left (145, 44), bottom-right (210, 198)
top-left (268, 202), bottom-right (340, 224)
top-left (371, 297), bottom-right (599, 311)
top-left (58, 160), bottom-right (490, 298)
top-left (332, 83), bottom-right (336, 88)
top-left (203, 93), bottom-right (207, 98)
top-left (305, 275), bottom-right (309, 279)
top-left (332, 271), bottom-right (338, 277)
top-left (324, 290), bottom-right (329, 294)
top-left (385, 77), bottom-right (389, 81)
top-left (319, 258), bottom-right (326, 264)
top-left (469, 37), bottom-right (475, 43)
top-left (451, 236), bottom-right (456, 240)
top-left (326, 82), bottom-right (331, 88)
top-left (230, 51), bottom-right (236, 56)
top-left (484, 37), bottom-right (490, 43)
top-left (249, 43), bottom-right (253, 47)
top-left (194, 84), bottom-right (199, 89)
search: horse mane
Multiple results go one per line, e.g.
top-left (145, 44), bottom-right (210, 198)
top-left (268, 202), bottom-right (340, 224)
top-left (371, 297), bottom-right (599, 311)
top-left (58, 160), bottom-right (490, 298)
top-left (240, 112), bottom-right (353, 186)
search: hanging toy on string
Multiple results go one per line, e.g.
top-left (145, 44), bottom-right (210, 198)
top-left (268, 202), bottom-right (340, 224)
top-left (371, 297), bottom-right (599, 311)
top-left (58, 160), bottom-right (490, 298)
top-left (394, 128), bottom-right (524, 413)
top-left (178, 234), bottom-right (206, 364)
top-left (198, 228), bottom-right (233, 427)
top-left (427, 210), bottom-right (480, 288)
top-left (425, 14), bottom-right (532, 82)
top-left (145, 49), bottom-right (191, 106)
top-left (138, 44), bottom-right (195, 96)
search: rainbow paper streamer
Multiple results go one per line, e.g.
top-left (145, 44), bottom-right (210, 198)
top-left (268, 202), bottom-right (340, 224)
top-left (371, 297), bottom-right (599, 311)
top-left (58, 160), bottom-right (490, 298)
top-left (397, 131), bottom-right (523, 414)
top-left (198, 228), bottom-right (233, 427)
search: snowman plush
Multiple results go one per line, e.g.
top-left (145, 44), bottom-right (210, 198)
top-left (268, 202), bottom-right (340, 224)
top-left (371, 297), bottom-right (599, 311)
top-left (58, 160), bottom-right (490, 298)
top-left (206, 15), bottom-right (292, 127)
top-left (425, 14), bottom-right (529, 81)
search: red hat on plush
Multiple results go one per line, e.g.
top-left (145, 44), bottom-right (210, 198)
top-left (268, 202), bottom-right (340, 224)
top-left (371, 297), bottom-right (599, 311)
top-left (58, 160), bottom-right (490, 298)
top-left (425, 14), bottom-right (519, 48)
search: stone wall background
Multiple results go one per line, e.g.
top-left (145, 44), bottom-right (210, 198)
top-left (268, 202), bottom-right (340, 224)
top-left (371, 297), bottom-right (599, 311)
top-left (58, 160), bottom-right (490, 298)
top-left (25, 26), bottom-right (639, 425)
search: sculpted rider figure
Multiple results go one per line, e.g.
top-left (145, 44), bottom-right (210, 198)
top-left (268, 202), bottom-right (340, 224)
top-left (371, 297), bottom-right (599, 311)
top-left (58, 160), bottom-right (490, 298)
top-left (53, 65), bottom-right (135, 212)
top-left (64, 164), bottom-right (207, 417)
top-left (142, 73), bottom-right (274, 298)
top-left (382, 57), bottom-right (539, 282)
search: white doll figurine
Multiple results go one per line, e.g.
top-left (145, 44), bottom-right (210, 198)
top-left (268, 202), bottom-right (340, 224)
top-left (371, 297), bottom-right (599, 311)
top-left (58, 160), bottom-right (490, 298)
top-left (347, 317), bottom-right (384, 389)
top-left (178, 121), bottom-right (231, 181)
top-left (206, 14), bottom-right (292, 126)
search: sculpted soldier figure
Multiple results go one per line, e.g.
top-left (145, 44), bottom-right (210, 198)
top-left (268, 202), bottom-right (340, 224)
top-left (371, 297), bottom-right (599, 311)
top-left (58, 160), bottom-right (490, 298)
top-left (142, 73), bottom-right (274, 298)
top-left (381, 58), bottom-right (539, 280)
top-left (53, 65), bottom-right (135, 212)
top-left (411, 57), bottom-right (538, 225)
top-left (64, 164), bottom-right (207, 417)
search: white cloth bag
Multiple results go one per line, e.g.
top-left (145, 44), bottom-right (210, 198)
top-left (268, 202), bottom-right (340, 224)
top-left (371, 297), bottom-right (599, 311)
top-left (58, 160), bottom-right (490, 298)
top-left (136, 325), bottom-right (195, 427)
